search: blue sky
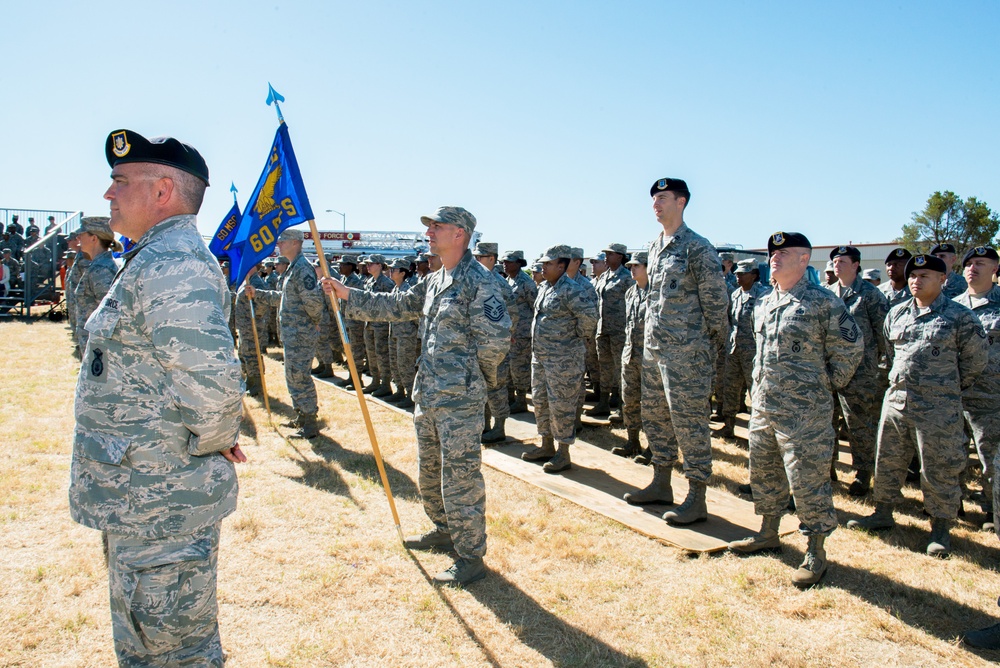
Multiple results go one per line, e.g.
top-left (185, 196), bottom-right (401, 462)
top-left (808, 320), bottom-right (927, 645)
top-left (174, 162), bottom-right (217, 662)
top-left (4, 1), bottom-right (998, 259)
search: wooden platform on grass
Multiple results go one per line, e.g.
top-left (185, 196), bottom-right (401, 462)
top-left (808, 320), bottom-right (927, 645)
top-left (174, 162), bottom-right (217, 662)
top-left (316, 367), bottom-right (799, 553)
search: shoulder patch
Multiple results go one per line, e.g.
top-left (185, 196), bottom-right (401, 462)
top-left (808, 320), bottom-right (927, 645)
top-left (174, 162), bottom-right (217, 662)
top-left (838, 311), bottom-right (859, 343)
top-left (303, 274), bottom-right (316, 291)
top-left (483, 294), bottom-right (506, 322)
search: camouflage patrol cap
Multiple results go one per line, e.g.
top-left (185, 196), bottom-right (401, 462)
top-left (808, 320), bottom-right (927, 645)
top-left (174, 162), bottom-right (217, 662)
top-left (962, 246), bottom-right (1000, 266)
top-left (650, 177), bottom-right (690, 200)
top-left (930, 243), bottom-right (958, 256)
top-left (593, 252), bottom-right (606, 262)
top-left (905, 254), bottom-right (947, 278)
top-left (67, 230), bottom-right (80, 240)
top-left (830, 245), bottom-right (861, 261)
top-left (275, 256), bottom-right (290, 266)
top-left (767, 231), bottom-right (811, 254)
top-left (26, 225), bottom-right (39, 235)
top-left (569, 247), bottom-right (584, 260)
top-left (500, 249), bottom-right (525, 263)
top-left (625, 251), bottom-right (648, 266)
top-left (340, 254), bottom-right (359, 266)
top-left (416, 253), bottom-right (430, 264)
top-left (105, 128), bottom-right (210, 185)
top-left (539, 245), bottom-right (573, 262)
top-left (530, 261), bottom-right (543, 272)
top-left (885, 248), bottom-right (912, 263)
top-left (420, 206), bottom-right (476, 235)
top-left (719, 252), bottom-right (735, 263)
top-left (278, 228), bottom-right (304, 241)
top-left (825, 261), bottom-right (835, 272)
top-left (389, 258), bottom-right (410, 270)
top-left (734, 258), bottom-right (757, 274)
top-left (80, 216), bottom-right (124, 252)
top-left (2, 248), bottom-right (12, 254)
top-left (473, 242), bottom-right (499, 257)
top-left (368, 253), bottom-right (387, 266)
top-left (862, 268), bottom-right (881, 280)
top-left (603, 243), bottom-right (628, 256)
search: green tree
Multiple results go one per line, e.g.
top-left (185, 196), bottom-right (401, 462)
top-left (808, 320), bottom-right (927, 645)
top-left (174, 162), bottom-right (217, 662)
top-left (898, 191), bottom-right (1000, 259)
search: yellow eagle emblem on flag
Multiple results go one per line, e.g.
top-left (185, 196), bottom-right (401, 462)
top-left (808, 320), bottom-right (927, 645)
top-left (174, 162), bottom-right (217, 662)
top-left (253, 164), bottom-right (283, 218)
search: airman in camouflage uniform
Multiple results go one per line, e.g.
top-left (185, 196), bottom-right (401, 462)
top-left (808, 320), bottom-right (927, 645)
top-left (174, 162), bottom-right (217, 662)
top-left (74, 217), bottom-right (123, 354)
top-left (953, 247), bottom-right (1000, 529)
top-left (880, 247), bottom-right (912, 308)
top-left (521, 244), bottom-right (598, 473)
top-left (312, 259), bottom-right (344, 379)
top-left (612, 251), bottom-right (648, 459)
top-left (72, 129), bottom-right (245, 667)
top-left (713, 252), bottom-right (738, 419)
top-left (265, 257), bottom-right (287, 346)
top-left (932, 243), bottom-right (969, 299)
top-left (246, 228), bottom-right (325, 438)
top-left (588, 242), bottom-right (634, 419)
top-left (568, 247), bottom-right (599, 426)
top-left (502, 250), bottom-right (536, 414)
top-left (332, 255), bottom-right (368, 390)
top-left (718, 258), bottom-right (770, 440)
top-left (828, 245), bottom-right (890, 496)
top-left (384, 257), bottom-right (420, 407)
top-left (324, 206), bottom-right (510, 585)
top-left (64, 232), bottom-right (85, 335)
top-left (362, 254), bottom-right (394, 397)
top-left (624, 179), bottom-right (730, 528)
top-left (848, 254), bottom-right (988, 558)
top-left (728, 232), bottom-right (862, 587)
top-left (474, 242), bottom-right (516, 443)
top-left (235, 264), bottom-right (268, 397)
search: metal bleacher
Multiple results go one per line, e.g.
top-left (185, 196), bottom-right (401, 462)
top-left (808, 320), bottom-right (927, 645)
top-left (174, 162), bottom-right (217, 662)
top-left (1, 208), bottom-right (82, 318)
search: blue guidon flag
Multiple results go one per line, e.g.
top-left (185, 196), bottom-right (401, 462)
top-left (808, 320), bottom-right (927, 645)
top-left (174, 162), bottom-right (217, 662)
top-left (226, 123), bottom-right (314, 287)
top-left (209, 200), bottom-right (242, 262)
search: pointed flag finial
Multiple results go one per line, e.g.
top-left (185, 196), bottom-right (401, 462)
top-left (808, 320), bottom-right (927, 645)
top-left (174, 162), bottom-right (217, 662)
top-left (230, 181), bottom-right (238, 203)
top-left (266, 82), bottom-right (285, 124)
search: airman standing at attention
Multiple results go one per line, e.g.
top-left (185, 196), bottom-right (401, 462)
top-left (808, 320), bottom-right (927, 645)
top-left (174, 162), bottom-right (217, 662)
top-left (931, 242), bottom-right (968, 299)
top-left (568, 247), bottom-right (600, 429)
top-left (952, 247), bottom-right (1000, 529)
top-left (828, 245), bottom-right (890, 496)
top-left (848, 254), bottom-right (988, 558)
top-left (473, 242), bottom-right (517, 444)
top-left (245, 228), bottom-right (325, 438)
top-left (502, 249), bottom-right (537, 414)
top-left (362, 254), bottom-right (395, 398)
top-left (612, 251), bottom-right (648, 460)
top-left (235, 263), bottom-right (269, 397)
top-left (728, 232), bottom-right (862, 587)
top-left (718, 258), bottom-right (770, 441)
top-left (332, 254), bottom-right (368, 390)
top-left (385, 257), bottom-right (420, 408)
top-left (623, 178), bottom-right (730, 527)
top-left (880, 248), bottom-right (912, 308)
top-left (521, 245), bottom-right (598, 473)
top-left (74, 216), bottom-right (123, 354)
top-left (589, 242), bottom-right (634, 420)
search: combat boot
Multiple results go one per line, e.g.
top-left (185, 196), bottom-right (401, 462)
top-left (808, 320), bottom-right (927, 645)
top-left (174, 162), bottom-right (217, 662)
top-left (404, 528), bottom-right (454, 552)
top-left (847, 469), bottom-right (871, 497)
top-left (310, 361), bottom-right (324, 374)
top-left (396, 389), bottom-right (415, 409)
top-left (608, 409), bottom-right (624, 425)
top-left (927, 518), bottom-right (952, 558)
top-left (791, 534), bottom-right (828, 587)
top-left (482, 405), bottom-right (492, 435)
top-left (611, 428), bottom-right (641, 458)
top-left (293, 413), bottom-right (319, 439)
top-left (508, 389), bottom-right (528, 414)
top-left (728, 515), bottom-right (782, 554)
top-left (332, 374), bottom-right (350, 387)
top-left (281, 410), bottom-right (302, 428)
top-left (385, 388), bottom-right (406, 404)
top-left (718, 416), bottom-right (736, 441)
top-left (663, 480), bottom-right (708, 525)
top-left (964, 606), bottom-right (1000, 650)
top-left (634, 446), bottom-right (652, 466)
top-left (609, 390), bottom-right (621, 410)
top-left (246, 375), bottom-right (263, 398)
top-left (314, 363), bottom-right (334, 379)
top-left (543, 443), bottom-right (572, 473)
top-left (846, 503), bottom-right (895, 531)
top-left (574, 405), bottom-right (584, 434)
top-left (587, 394), bottom-right (611, 418)
top-left (434, 557), bottom-right (486, 585)
top-left (372, 381), bottom-right (393, 398)
top-left (585, 383), bottom-right (602, 402)
top-left (624, 464), bottom-right (673, 505)
top-left (362, 376), bottom-right (380, 394)
top-left (522, 436), bottom-right (556, 462)
top-left (710, 401), bottom-right (724, 422)
top-left (482, 418), bottom-right (507, 445)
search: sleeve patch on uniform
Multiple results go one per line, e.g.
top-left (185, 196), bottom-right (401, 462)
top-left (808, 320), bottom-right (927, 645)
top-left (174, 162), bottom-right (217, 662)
top-left (483, 295), bottom-right (506, 322)
top-left (838, 311), bottom-right (859, 343)
top-left (303, 275), bottom-right (316, 290)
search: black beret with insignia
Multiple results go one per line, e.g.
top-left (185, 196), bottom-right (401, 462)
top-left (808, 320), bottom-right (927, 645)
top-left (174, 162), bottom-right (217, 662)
top-left (767, 231), bottom-right (811, 254)
top-left (905, 254), bottom-right (948, 278)
top-left (962, 246), bottom-right (1000, 266)
top-left (830, 245), bottom-right (861, 261)
top-left (884, 247), bottom-right (912, 263)
top-left (106, 129), bottom-right (210, 185)
top-left (650, 177), bottom-right (690, 200)
top-left (929, 242), bottom-right (957, 255)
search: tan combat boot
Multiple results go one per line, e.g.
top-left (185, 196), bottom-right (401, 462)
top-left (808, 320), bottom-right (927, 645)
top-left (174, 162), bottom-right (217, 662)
top-left (728, 515), bottom-right (782, 554)
top-left (522, 436), bottom-right (556, 462)
top-left (624, 464), bottom-right (673, 505)
top-left (663, 480), bottom-right (708, 525)
top-left (791, 534), bottom-right (828, 587)
top-left (543, 443), bottom-right (572, 473)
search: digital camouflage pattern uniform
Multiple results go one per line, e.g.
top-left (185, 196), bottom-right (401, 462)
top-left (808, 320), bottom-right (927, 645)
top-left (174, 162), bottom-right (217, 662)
top-left (255, 252), bottom-right (325, 416)
top-left (75, 249), bottom-right (121, 354)
top-left (943, 271), bottom-right (968, 299)
top-left (235, 272), bottom-right (268, 387)
top-left (954, 285), bottom-right (1000, 517)
top-left (875, 292), bottom-right (988, 518)
top-left (340, 269), bottom-right (367, 374)
top-left (316, 282), bottom-right (345, 366)
top-left (389, 279), bottom-right (420, 397)
top-left (595, 261), bottom-right (634, 399)
top-left (65, 251), bottom-right (90, 336)
top-left (363, 270), bottom-right (395, 385)
top-left (533, 270), bottom-right (599, 444)
top-left (573, 270), bottom-right (600, 412)
top-left (70, 214), bottom-right (243, 667)
top-left (721, 280), bottom-right (770, 421)
top-left (485, 267), bottom-right (516, 423)
top-left (264, 264), bottom-right (283, 344)
top-left (880, 281), bottom-right (911, 309)
top-left (749, 273), bottom-right (863, 534)
top-left (642, 224), bottom-right (730, 481)
top-left (507, 266), bottom-right (537, 395)
top-left (621, 280), bottom-right (647, 430)
top-left (343, 249), bottom-right (510, 559)
top-left (830, 273), bottom-right (890, 480)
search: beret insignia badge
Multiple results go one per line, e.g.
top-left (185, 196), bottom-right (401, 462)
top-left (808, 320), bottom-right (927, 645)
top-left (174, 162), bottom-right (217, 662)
top-left (915, 256), bottom-right (926, 266)
top-left (772, 233), bottom-right (785, 246)
top-left (112, 131), bottom-right (130, 158)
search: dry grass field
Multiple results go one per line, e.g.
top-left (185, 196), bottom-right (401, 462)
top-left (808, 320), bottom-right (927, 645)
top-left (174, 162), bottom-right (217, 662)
top-left (3, 319), bottom-right (1000, 667)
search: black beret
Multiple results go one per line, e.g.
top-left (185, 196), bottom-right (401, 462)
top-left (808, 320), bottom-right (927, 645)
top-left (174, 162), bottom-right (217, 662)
top-left (767, 231), bottom-right (811, 254)
top-left (106, 129), bottom-right (210, 185)
top-left (884, 247), bottom-right (912, 263)
top-left (962, 246), bottom-right (1000, 266)
top-left (905, 254), bottom-right (948, 278)
top-left (929, 242), bottom-right (957, 255)
top-left (830, 245), bottom-right (861, 261)
top-left (650, 177), bottom-right (690, 199)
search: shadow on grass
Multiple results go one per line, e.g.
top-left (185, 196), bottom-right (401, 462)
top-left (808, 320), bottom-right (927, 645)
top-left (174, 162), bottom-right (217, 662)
top-left (404, 550), bottom-right (647, 668)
